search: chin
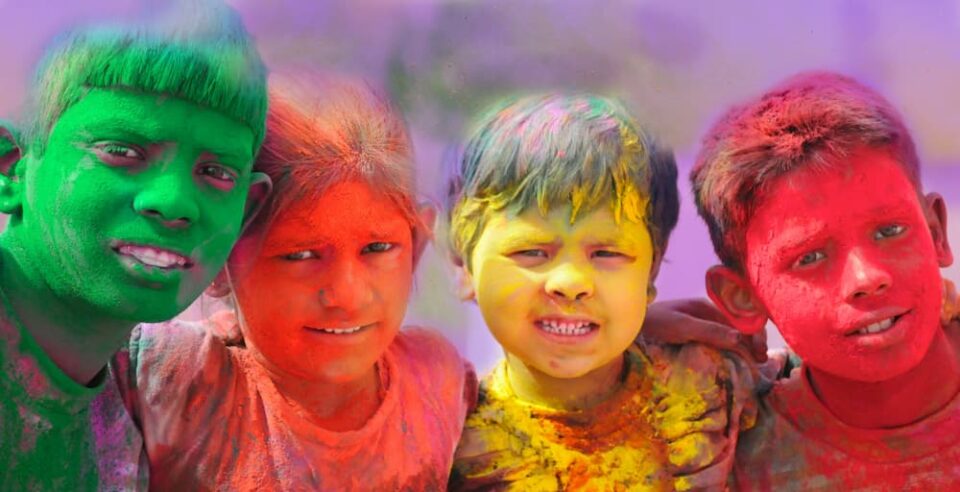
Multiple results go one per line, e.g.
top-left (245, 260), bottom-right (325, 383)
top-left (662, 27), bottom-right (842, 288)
top-left (535, 359), bottom-right (600, 380)
top-left (308, 359), bottom-right (380, 384)
top-left (823, 350), bottom-right (926, 383)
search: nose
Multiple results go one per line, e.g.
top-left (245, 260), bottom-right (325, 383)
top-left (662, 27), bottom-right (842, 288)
top-left (318, 258), bottom-right (373, 312)
top-left (133, 171), bottom-right (200, 229)
top-left (841, 247), bottom-right (893, 301)
top-left (544, 261), bottom-right (594, 302)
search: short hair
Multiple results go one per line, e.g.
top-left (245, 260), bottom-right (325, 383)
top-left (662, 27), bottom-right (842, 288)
top-left (446, 93), bottom-right (679, 270)
top-left (248, 72), bottom-right (417, 235)
top-left (690, 71), bottom-right (921, 271)
top-left (23, 1), bottom-right (268, 155)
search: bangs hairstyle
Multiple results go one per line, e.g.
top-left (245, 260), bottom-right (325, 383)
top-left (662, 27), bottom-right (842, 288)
top-left (249, 73), bottom-right (417, 235)
top-left (24, 1), bottom-right (268, 154)
top-left (690, 71), bottom-right (920, 271)
top-left (447, 93), bottom-right (679, 269)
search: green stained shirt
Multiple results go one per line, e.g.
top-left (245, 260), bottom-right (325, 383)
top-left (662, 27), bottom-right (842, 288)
top-left (0, 285), bottom-right (146, 491)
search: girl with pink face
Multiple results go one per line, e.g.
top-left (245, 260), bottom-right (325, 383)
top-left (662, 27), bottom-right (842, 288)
top-left (114, 74), bottom-right (476, 490)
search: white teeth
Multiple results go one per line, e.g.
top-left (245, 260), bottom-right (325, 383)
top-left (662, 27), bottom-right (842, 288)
top-left (539, 320), bottom-right (593, 336)
top-left (319, 326), bottom-right (362, 335)
top-left (857, 317), bottom-right (895, 335)
top-left (118, 245), bottom-right (188, 269)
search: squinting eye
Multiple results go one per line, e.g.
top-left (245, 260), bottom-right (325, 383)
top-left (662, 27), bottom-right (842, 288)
top-left (795, 250), bottom-right (826, 268)
top-left (103, 144), bottom-right (141, 158)
top-left (875, 224), bottom-right (906, 240)
top-left (362, 242), bottom-right (394, 254)
top-left (94, 142), bottom-right (144, 165)
top-left (592, 250), bottom-right (623, 258)
top-left (197, 164), bottom-right (238, 188)
top-left (514, 249), bottom-right (548, 258)
top-left (283, 251), bottom-right (317, 261)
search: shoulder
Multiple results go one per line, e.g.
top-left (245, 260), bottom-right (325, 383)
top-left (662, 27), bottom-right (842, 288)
top-left (390, 327), bottom-right (471, 380)
top-left (391, 327), bottom-right (461, 360)
top-left (122, 316), bottom-right (237, 394)
top-left (636, 341), bottom-right (760, 488)
top-left (391, 326), bottom-right (478, 407)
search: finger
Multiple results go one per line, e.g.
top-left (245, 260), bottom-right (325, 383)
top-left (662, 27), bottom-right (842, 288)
top-left (749, 329), bottom-right (769, 362)
top-left (643, 319), bottom-right (741, 349)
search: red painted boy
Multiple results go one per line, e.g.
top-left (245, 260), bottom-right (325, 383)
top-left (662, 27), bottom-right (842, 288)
top-left (691, 72), bottom-right (960, 489)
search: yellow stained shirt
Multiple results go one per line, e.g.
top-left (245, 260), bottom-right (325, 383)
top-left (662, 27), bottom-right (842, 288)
top-left (450, 343), bottom-right (757, 491)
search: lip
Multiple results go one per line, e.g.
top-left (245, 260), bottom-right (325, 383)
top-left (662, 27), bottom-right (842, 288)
top-left (110, 240), bottom-right (195, 286)
top-left (842, 308), bottom-right (912, 350)
top-left (533, 314), bottom-right (600, 344)
top-left (841, 307), bottom-right (910, 336)
top-left (303, 323), bottom-right (377, 338)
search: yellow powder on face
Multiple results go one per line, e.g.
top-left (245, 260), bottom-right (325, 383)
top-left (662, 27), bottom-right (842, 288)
top-left (451, 343), bottom-right (747, 491)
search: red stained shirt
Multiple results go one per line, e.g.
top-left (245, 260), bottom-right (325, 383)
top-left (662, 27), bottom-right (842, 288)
top-left (115, 319), bottom-right (476, 491)
top-left (733, 351), bottom-right (960, 490)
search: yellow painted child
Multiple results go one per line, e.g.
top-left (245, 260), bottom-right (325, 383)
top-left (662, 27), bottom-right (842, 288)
top-left (446, 94), bottom-right (756, 491)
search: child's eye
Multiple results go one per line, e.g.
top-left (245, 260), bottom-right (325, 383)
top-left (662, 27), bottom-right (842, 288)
top-left (93, 142), bottom-right (144, 165)
top-left (197, 164), bottom-right (238, 191)
top-left (362, 242), bottom-right (395, 254)
top-left (874, 224), bottom-right (906, 240)
top-left (794, 250), bottom-right (826, 268)
top-left (283, 251), bottom-right (317, 261)
top-left (513, 249), bottom-right (548, 258)
top-left (592, 250), bottom-right (624, 259)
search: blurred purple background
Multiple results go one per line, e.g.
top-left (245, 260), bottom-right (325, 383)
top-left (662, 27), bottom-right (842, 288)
top-left (2, 0), bottom-right (959, 374)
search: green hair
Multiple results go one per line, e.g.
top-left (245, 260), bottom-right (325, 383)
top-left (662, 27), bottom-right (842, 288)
top-left (24, 1), bottom-right (268, 154)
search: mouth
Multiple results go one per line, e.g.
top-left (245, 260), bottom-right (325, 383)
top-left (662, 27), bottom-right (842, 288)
top-left (304, 323), bottom-right (375, 336)
top-left (535, 317), bottom-right (599, 337)
top-left (845, 311), bottom-right (909, 337)
top-left (111, 241), bottom-right (194, 270)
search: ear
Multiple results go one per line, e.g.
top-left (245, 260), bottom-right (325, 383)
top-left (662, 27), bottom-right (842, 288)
top-left (647, 245), bottom-right (668, 303)
top-left (0, 123), bottom-right (23, 215)
top-left (412, 202), bottom-right (437, 268)
top-left (240, 172), bottom-right (272, 233)
top-left (451, 254), bottom-right (476, 301)
top-left (924, 192), bottom-right (953, 268)
top-left (705, 265), bottom-right (768, 335)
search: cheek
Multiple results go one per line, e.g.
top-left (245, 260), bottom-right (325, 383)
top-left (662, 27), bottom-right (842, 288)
top-left (377, 264), bottom-right (415, 321)
top-left (235, 264), bottom-right (313, 324)
top-left (753, 270), bottom-right (834, 337)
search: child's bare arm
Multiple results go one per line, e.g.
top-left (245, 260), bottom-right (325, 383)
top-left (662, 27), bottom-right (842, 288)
top-left (640, 298), bottom-right (768, 363)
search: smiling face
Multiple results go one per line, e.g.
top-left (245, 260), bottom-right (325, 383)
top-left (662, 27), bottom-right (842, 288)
top-left (230, 180), bottom-right (415, 383)
top-left (742, 146), bottom-right (951, 382)
top-left (6, 88), bottom-right (259, 322)
top-left (465, 203), bottom-right (654, 379)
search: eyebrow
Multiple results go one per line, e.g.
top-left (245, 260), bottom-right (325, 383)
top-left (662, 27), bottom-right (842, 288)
top-left (584, 233), bottom-right (641, 249)
top-left (765, 222), bottom-right (828, 257)
top-left (76, 119), bottom-right (248, 162)
top-left (498, 229), bottom-right (557, 250)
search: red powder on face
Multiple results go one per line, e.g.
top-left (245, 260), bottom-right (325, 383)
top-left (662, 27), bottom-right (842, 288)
top-left (743, 146), bottom-right (943, 383)
top-left (230, 179), bottom-right (415, 386)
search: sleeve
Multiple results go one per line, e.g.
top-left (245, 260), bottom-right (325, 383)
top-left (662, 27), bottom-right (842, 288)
top-left (111, 318), bottom-right (238, 468)
top-left (643, 341), bottom-right (760, 491)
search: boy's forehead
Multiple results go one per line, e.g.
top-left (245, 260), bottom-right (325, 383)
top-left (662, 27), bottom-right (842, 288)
top-left (746, 152), bottom-right (925, 246)
top-left (490, 202), bottom-right (648, 243)
top-left (52, 88), bottom-right (254, 159)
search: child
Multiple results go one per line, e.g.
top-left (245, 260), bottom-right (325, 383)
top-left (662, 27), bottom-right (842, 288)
top-left (0, 4), bottom-right (269, 490)
top-left (446, 94), bottom-right (756, 490)
top-left (691, 71), bottom-right (960, 489)
top-left (115, 75), bottom-right (477, 490)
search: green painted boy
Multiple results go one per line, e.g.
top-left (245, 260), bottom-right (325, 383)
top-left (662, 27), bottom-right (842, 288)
top-left (0, 4), bottom-right (270, 490)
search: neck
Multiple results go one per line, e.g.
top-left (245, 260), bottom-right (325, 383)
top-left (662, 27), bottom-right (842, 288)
top-left (265, 361), bottom-right (382, 432)
top-left (505, 353), bottom-right (626, 411)
top-left (808, 327), bottom-right (960, 429)
top-left (0, 241), bottom-right (130, 386)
